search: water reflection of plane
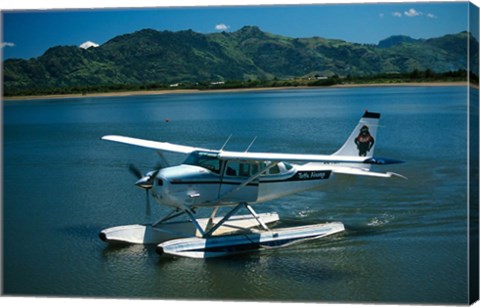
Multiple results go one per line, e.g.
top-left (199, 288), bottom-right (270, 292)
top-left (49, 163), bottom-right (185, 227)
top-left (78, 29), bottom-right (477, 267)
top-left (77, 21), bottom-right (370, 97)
top-left (100, 111), bottom-right (405, 258)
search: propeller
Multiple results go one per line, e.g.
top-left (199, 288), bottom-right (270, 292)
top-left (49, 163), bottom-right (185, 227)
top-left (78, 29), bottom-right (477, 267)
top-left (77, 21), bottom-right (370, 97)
top-left (128, 163), bottom-right (161, 218)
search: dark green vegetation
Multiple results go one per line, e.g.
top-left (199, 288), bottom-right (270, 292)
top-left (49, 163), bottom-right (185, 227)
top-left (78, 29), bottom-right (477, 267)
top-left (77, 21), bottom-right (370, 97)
top-left (3, 26), bottom-right (479, 96)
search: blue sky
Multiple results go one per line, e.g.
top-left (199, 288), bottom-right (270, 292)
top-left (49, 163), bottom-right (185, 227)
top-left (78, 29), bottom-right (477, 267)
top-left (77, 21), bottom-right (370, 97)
top-left (1, 1), bottom-right (477, 60)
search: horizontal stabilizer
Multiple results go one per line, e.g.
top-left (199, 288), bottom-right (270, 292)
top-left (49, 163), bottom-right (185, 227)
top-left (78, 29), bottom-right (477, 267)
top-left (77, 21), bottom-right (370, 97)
top-left (332, 166), bottom-right (407, 179)
top-left (363, 157), bottom-right (405, 165)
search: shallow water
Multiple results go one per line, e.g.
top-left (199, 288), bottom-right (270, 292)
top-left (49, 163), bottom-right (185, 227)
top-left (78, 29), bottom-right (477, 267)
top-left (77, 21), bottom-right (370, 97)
top-left (3, 86), bottom-right (472, 303)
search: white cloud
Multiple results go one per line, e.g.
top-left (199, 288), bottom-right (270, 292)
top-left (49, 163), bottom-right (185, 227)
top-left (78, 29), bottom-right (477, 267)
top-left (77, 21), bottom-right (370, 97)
top-left (1, 42), bottom-right (15, 48)
top-left (392, 8), bottom-right (437, 19)
top-left (392, 8), bottom-right (437, 18)
top-left (404, 8), bottom-right (422, 17)
top-left (79, 41), bottom-right (99, 49)
top-left (215, 23), bottom-right (229, 31)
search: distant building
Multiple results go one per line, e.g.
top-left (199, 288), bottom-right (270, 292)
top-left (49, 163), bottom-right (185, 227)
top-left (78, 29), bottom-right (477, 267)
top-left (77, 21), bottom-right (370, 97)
top-left (307, 75), bottom-right (328, 80)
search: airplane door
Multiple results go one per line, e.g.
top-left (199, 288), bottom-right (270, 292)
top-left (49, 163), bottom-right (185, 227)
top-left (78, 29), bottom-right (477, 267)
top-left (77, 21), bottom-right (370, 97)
top-left (219, 161), bottom-right (259, 203)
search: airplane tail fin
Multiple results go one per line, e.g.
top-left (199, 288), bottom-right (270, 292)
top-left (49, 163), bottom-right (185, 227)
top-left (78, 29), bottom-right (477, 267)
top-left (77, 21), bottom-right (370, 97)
top-left (333, 111), bottom-right (380, 158)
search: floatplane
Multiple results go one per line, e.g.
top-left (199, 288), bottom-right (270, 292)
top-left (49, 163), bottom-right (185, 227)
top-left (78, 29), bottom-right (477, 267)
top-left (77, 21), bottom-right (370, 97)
top-left (99, 111), bottom-right (405, 258)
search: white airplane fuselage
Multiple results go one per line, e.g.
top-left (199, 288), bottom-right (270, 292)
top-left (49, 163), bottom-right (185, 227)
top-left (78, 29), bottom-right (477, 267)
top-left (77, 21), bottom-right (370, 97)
top-left (151, 155), bottom-right (333, 209)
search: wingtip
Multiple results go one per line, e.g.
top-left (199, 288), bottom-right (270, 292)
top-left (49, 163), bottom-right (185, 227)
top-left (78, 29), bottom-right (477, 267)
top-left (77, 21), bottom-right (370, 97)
top-left (388, 172), bottom-right (408, 180)
top-left (101, 135), bottom-right (121, 141)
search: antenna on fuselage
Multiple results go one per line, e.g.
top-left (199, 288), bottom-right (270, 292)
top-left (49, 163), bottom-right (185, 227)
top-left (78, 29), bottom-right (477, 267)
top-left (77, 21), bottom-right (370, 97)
top-left (245, 136), bottom-right (257, 152)
top-left (220, 134), bottom-right (232, 151)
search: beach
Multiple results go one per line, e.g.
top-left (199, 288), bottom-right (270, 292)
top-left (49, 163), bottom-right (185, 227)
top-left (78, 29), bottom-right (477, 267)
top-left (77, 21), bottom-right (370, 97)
top-left (2, 81), bottom-right (471, 101)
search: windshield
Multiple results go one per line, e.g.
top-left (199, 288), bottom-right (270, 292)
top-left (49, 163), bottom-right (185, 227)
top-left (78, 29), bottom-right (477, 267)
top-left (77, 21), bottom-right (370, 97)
top-left (183, 151), bottom-right (221, 174)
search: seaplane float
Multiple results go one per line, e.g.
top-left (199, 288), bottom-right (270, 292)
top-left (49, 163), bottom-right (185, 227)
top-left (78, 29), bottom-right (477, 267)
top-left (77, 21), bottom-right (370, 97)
top-left (99, 111), bottom-right (405, 258)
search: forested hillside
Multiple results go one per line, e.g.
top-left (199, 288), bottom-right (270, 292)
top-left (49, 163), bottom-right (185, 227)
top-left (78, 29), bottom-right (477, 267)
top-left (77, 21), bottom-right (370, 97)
top-left (3, 26), bottom-right (478, 96)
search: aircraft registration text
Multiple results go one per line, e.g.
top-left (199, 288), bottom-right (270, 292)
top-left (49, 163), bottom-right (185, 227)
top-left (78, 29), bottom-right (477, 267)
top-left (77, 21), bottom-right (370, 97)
top-left (293, 171), bottom-right (331, 181)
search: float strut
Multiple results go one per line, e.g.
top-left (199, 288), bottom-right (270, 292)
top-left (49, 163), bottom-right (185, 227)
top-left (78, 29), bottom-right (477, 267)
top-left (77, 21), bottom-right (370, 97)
top-left (203, 203), bottom-right (244, 238)
top-left (244, 203), bottom-right (270, 231)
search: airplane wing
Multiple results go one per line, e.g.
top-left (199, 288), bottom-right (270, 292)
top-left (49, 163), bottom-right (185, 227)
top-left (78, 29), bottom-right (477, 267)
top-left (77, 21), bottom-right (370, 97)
top-left (102, 135), bottom-right (364, 163)
top-left (101, 135), bottom-right (212, 154)
top-left (218, 151), bottom-right (366, 163)
top-left (217, 151), bottom-right (403, 165)
top-left (102, 135), bottom-right (403, 165)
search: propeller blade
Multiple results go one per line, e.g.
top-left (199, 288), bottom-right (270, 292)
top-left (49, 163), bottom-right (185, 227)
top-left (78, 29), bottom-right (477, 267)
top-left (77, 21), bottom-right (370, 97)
top-left (128, 164), bottom-right (143, 179)
top-left (146, 189), bottom-right (151, 217)
top-left (127, 163), bottom-right (158, 219)
top-left (151, 168), bottom-right (161, 178)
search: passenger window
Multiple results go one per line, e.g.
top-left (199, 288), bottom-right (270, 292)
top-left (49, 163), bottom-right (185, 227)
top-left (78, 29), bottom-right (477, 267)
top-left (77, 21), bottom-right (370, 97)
top-left (251, 163), bottom-right (259, 175)
top-left (225, 162), bottom-right (251, 177)
top-left (225, 162), bottom-right (238, 176)
top-left (239, 163), bottom-right (250, 177)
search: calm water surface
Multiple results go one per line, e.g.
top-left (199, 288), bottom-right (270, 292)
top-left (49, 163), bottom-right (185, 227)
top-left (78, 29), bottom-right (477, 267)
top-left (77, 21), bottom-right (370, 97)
top-left (3, 86), bottom-right (472, 304)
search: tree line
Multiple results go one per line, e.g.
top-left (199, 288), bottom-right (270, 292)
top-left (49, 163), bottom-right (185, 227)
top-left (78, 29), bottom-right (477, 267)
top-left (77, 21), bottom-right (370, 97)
top-left (3, 69), bottom-right (475, 97)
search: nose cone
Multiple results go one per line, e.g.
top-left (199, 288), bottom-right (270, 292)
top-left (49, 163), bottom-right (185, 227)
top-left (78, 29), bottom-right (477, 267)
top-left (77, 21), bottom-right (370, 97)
top-left (134, 169), bottom-right (162, 190)
top-left (135, 176), bottom-right (153, 189)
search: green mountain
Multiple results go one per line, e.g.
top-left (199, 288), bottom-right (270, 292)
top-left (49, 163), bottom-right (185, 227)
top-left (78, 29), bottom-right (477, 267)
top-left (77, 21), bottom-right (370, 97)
top-left (3, 26), bottom-right (478, 95)
top-left (377, 35), bottom-right (421, 48)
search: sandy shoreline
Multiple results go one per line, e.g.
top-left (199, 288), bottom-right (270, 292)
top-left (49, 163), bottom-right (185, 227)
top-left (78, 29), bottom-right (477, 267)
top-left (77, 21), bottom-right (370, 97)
top-left (2, 81), bottom-right (473, 101)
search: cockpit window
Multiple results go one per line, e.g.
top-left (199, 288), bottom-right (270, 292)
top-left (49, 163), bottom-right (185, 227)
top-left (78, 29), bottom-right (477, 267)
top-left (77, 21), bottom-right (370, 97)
top-left (183, 151), bottom-right (221, 174)
top-left (268, 164), bottom-right (281, 174)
